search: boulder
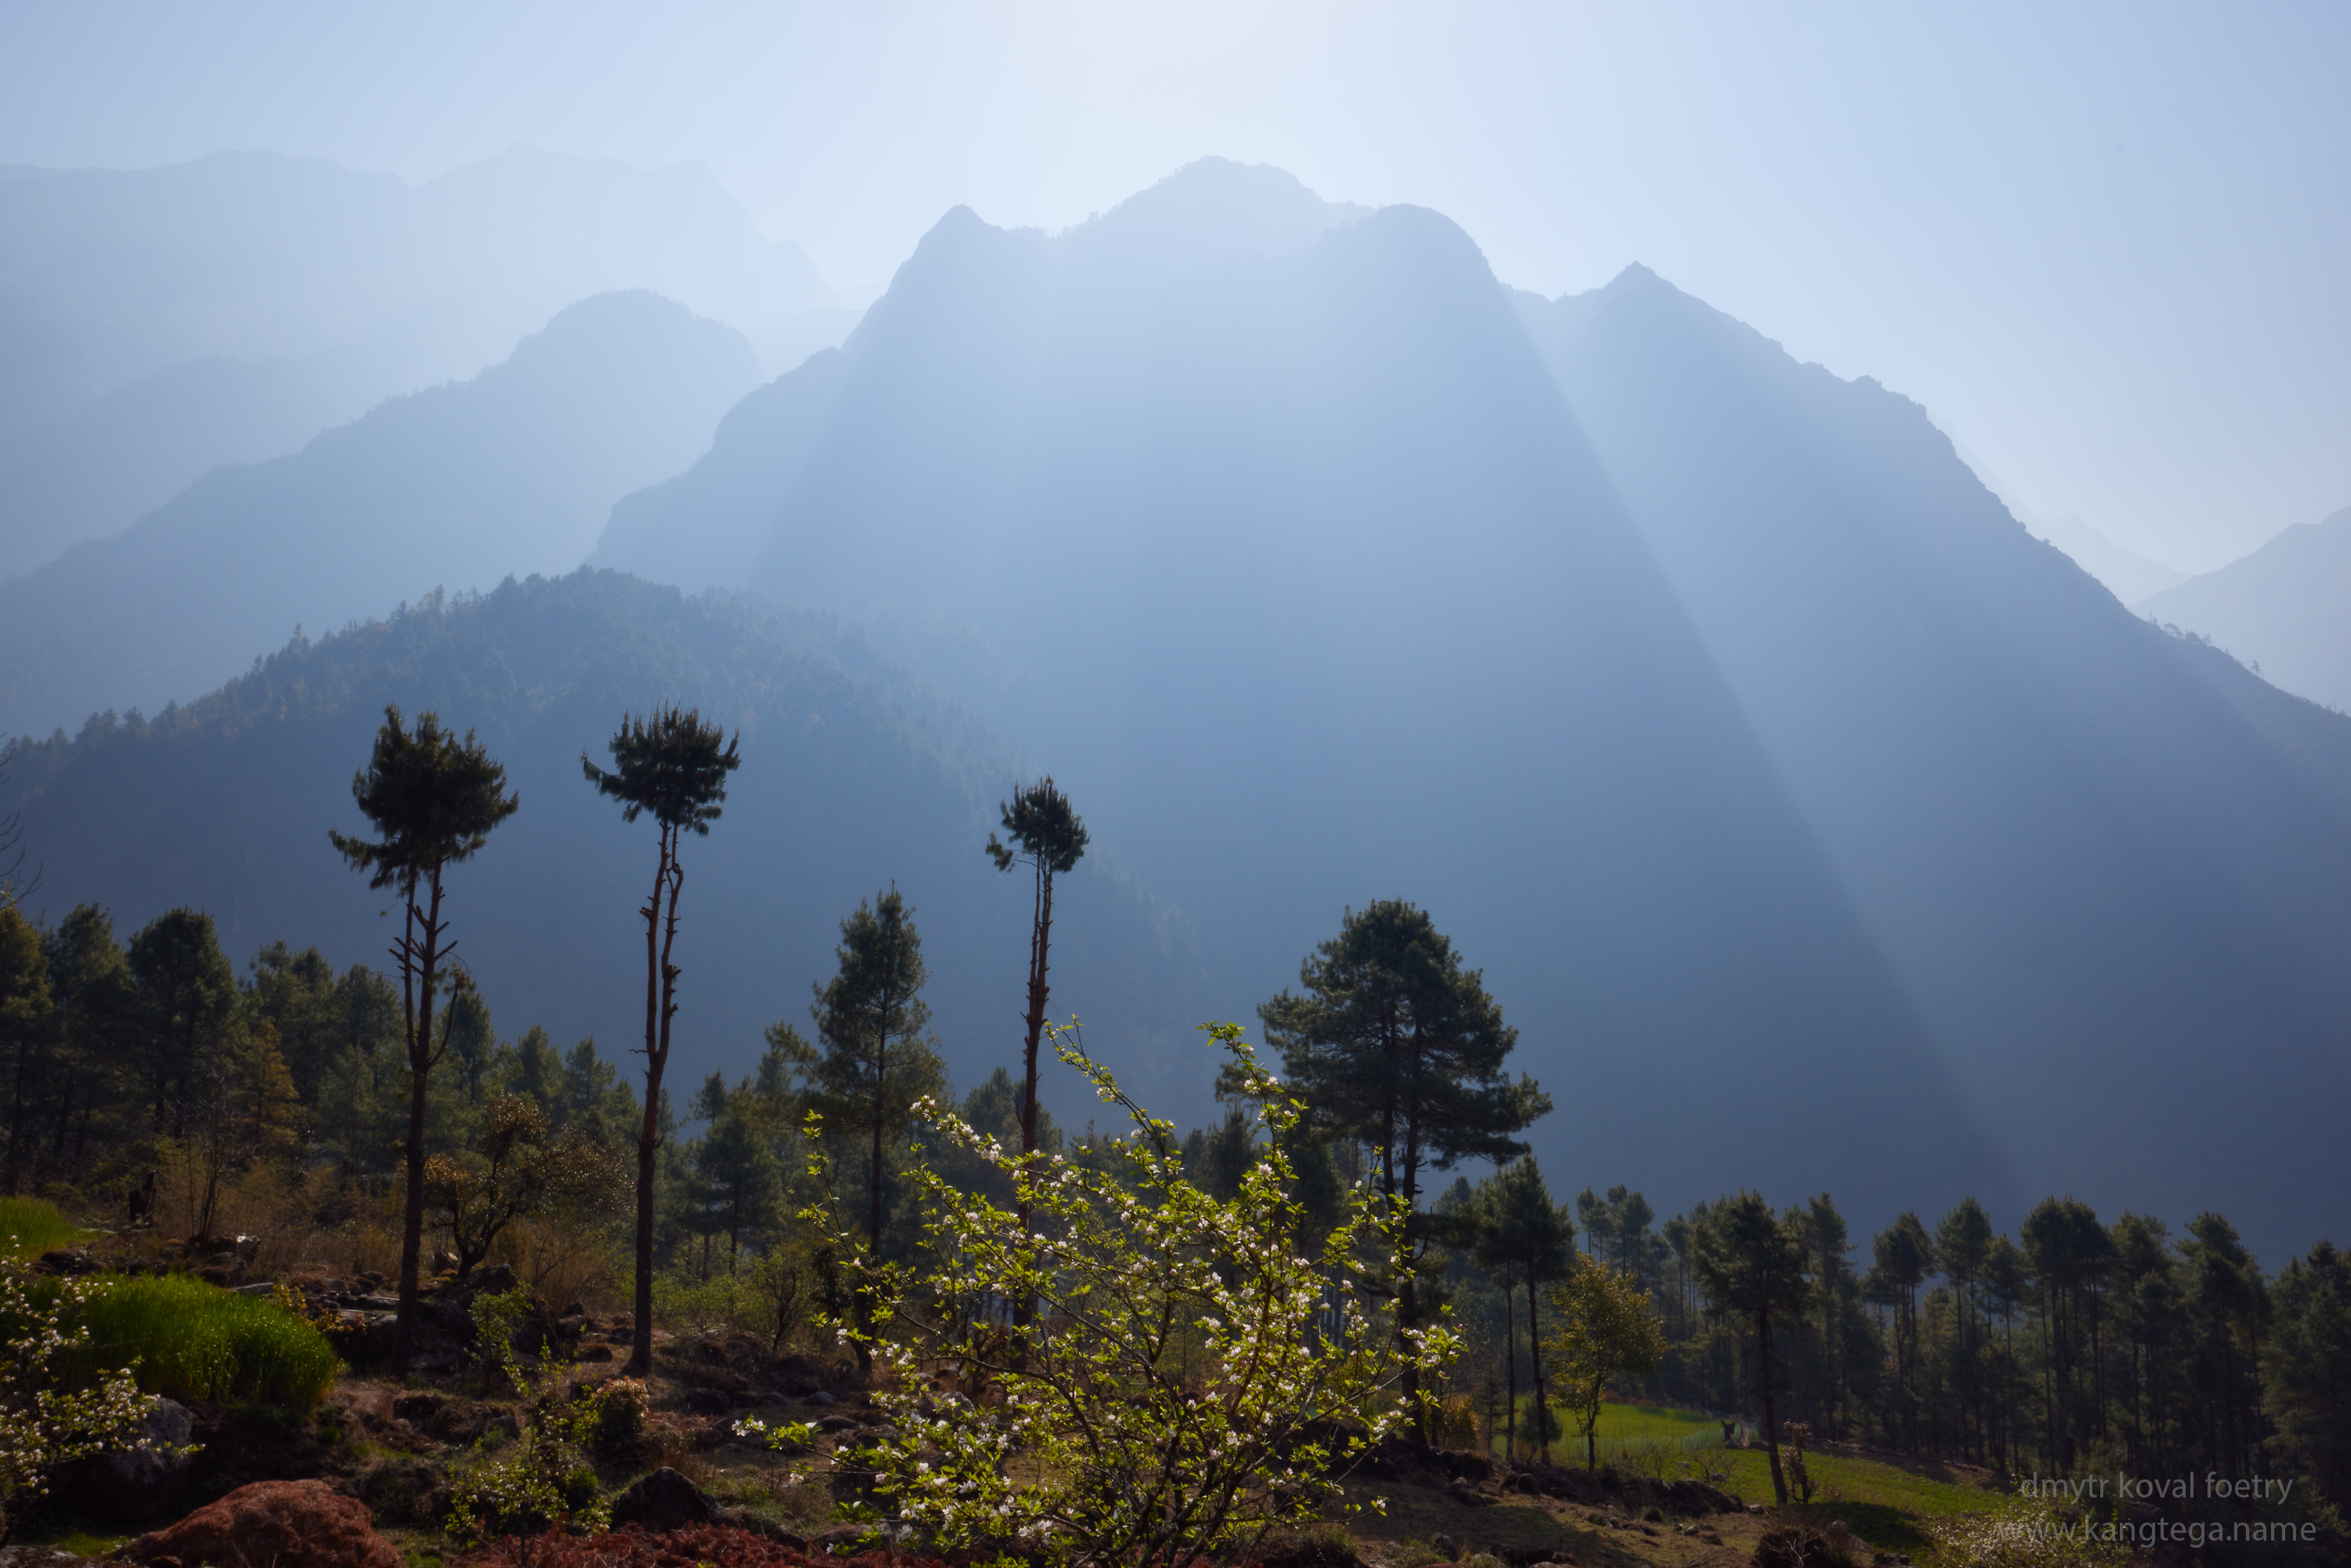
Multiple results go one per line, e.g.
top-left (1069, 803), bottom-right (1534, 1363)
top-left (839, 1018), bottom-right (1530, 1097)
top-left (467, 1262), bottom-right (518, 1296)
top-left (610, 1466), bottom-right (722, 1532)
top-left (104, 1396), bottom-right (196, 1491)
top-left (125, 1479), bottom-right (401, 1568)
top-left (64, 1396), bottom-right (198, 1522)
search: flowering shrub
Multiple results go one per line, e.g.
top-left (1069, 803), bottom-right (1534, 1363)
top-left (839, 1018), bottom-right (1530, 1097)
top-left (0, 1259), bottom-right (160, 1537)
top-left (1927, 1496), bottom-right (2135, 1567)
top-left (732, 1414), bottom-right (820, 1453)
top-left (815, 1022), bottom-right (1453, 1568)
top-left (572, 1375), bottom-right (648, 1453)
top-left (443, 1428), bottom-right (608, 1545)
top-left (446, 1288), bottom-right (614, 1544)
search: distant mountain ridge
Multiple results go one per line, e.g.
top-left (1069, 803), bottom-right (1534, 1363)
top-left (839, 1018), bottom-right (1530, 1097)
top-left (0, 291), bottom-right (760, 737)
top-left (2136, 506), bottom-right (2351, 714)
top-left (0, 147), bottom-right (854, 577)
top-left (2027, 511), bottom-right (2190, 605)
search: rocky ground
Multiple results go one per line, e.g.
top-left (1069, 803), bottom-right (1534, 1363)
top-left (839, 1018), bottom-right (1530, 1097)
top-left (18, 1253), bottom-right (1901, 1568)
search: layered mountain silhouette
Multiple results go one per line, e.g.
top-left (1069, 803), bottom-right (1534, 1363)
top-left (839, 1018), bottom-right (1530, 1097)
top-left (590, 158), bottom-right (2351, 1256)
top-left (16, 156), bottom-right (2349, 1256)
top-left (0, 147), bottom-right (852, 576)
top-left (0, 292), bottom-right (759, 737)
top-left (2137, 506), bottom-right (2351, 714)
top-left (0, 572), bottom-right (1204, 1119)
top-left (2024, 511), bottom-right (2188, 606)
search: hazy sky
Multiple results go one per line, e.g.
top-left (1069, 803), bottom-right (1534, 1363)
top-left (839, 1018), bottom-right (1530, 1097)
top-left (2, 2), bottom-right (2343, 572)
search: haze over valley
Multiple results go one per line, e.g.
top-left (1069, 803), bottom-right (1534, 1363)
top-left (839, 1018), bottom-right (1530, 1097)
top-left (3, 152), bottom-right (2346, 1263)
top-left (3, 12), bottom-right (2349, 1556)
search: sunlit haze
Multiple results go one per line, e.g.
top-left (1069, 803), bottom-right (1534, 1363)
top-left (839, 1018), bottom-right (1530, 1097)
top-left (2, 2), bottom-right (2344, 572)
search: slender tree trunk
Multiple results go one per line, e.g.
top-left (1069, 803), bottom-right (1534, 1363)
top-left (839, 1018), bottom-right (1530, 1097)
top-left (846, 987), bottom-right (891, 1379)
top-left (1396, 1023), bottom-right (1427, 1430)
top-left (1017, 860), bottom-right (1054, 1190)
top-left (1529, 1273), bottom-right (1549, 1465)
top-left (7, 1029), bottom-right (27, 1195)
top-left (1503, 1276), bottom-right (1518, 1462)
top-left (397, 869), bottom-right (445, 1362)
top-left (1759, 1309), bottom-right (1788, 1504)
top-left (628, 825), bottom-right (679, 1377)
top-left (1012, 860), bottom-right (1054, 1353)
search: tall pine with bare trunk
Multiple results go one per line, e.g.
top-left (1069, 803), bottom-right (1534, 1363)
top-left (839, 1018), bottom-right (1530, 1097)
top-left (987, 777), bottom-right (1087, 1213)
top-left (582, 705), bottom-right (740, 1376)
top-left (331, 704), bottom-right (518, 1359)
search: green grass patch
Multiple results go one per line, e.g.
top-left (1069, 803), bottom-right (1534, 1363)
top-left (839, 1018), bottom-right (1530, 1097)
top-left (27, 1530), bottom-right (132, 1559)
top-left (0, 1196), bottom-right (82, 1257)
top-left (1587, 1400), bottom-right (1720, 1444)
top-left (58, 1273), bottom-right (339, 1408)
top-left (1707, 1443), bottom-right (2007, 1520)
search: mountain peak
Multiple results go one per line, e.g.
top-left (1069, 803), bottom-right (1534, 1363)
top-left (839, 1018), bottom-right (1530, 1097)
top-left (1057, 158), bottom-right (1371, 283)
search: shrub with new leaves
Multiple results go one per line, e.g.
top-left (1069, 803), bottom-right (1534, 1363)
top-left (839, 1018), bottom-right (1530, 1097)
top-left (445, 1289), bottom-right (613, 1544)
top-left (816, 1022), bottom-right (1453, 1568)
top-left (0, 1261), bottom-right (161, 1537)
top-left (1925, 1496), bottom-right (2135, 1567)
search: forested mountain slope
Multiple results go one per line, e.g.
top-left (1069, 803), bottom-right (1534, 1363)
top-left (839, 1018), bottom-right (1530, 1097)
top-left (0, 292), bottom-right (760, 738)
top-left (589, 159), bottom-right (2351, 1258)
top-left (1517, 266), bottom-right (2351, 1250)
top-left (0, 570), bottom-right (1204, 1119)
top-left (2137, 505), bottom-right (2351, 714)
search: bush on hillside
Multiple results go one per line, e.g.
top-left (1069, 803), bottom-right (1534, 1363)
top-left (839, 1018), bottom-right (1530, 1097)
top-left (0, 1197), bottom-right (80, 1259)
top-left (56, 1273), bottom-right (338, 1407)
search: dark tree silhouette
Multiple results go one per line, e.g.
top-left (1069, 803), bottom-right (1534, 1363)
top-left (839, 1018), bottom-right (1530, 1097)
top-left (987, 775), bottom-right (1087, 1358)
top-left (582, 704), bottom-right (741, 1376)
top-left (1869, 1211), bottom-right (1938, 1450)
top-left (331, 704), bottom-right (519, 1354)
top-left (809, 885), bottom-right (944, 1373)
top-left (1476, 1157), bottom-right (1576, 1461)
top-left (1260, 900), bottom-right (1550, 1427)
top-left (1694, 1190), bottom-right (1812, 1503)
top-left (0, 737), bottom-right (38, 914)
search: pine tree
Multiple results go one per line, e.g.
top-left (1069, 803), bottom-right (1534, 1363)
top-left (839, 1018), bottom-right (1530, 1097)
top-left (1476, 1158), bottom-right (1575, 1461)
top-left (581, 704), bottom-right (739, 1376)
top-left (331, 704), bottom-right (520, 1356)
top-left (2263, 1240), bottom-right (2351, 1515)
top-left (987, 777), bottom-right (1087, 1208)
top-left (688, 1080), bottom-right (784, 1268)
top-left (0, 904), bottom-right (54, 1197)
top-left (809, 886), bottom-right (945, 1367)
top-left (1260, 900), bottom-right (1550, 1424)
top-left (1936, 1197), bottom-right (1995, 1459)
top-left (1869, 1212), bottom-right (1937, 1450)
top-left (1694, 1191), bottom-right (1810, 1503)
